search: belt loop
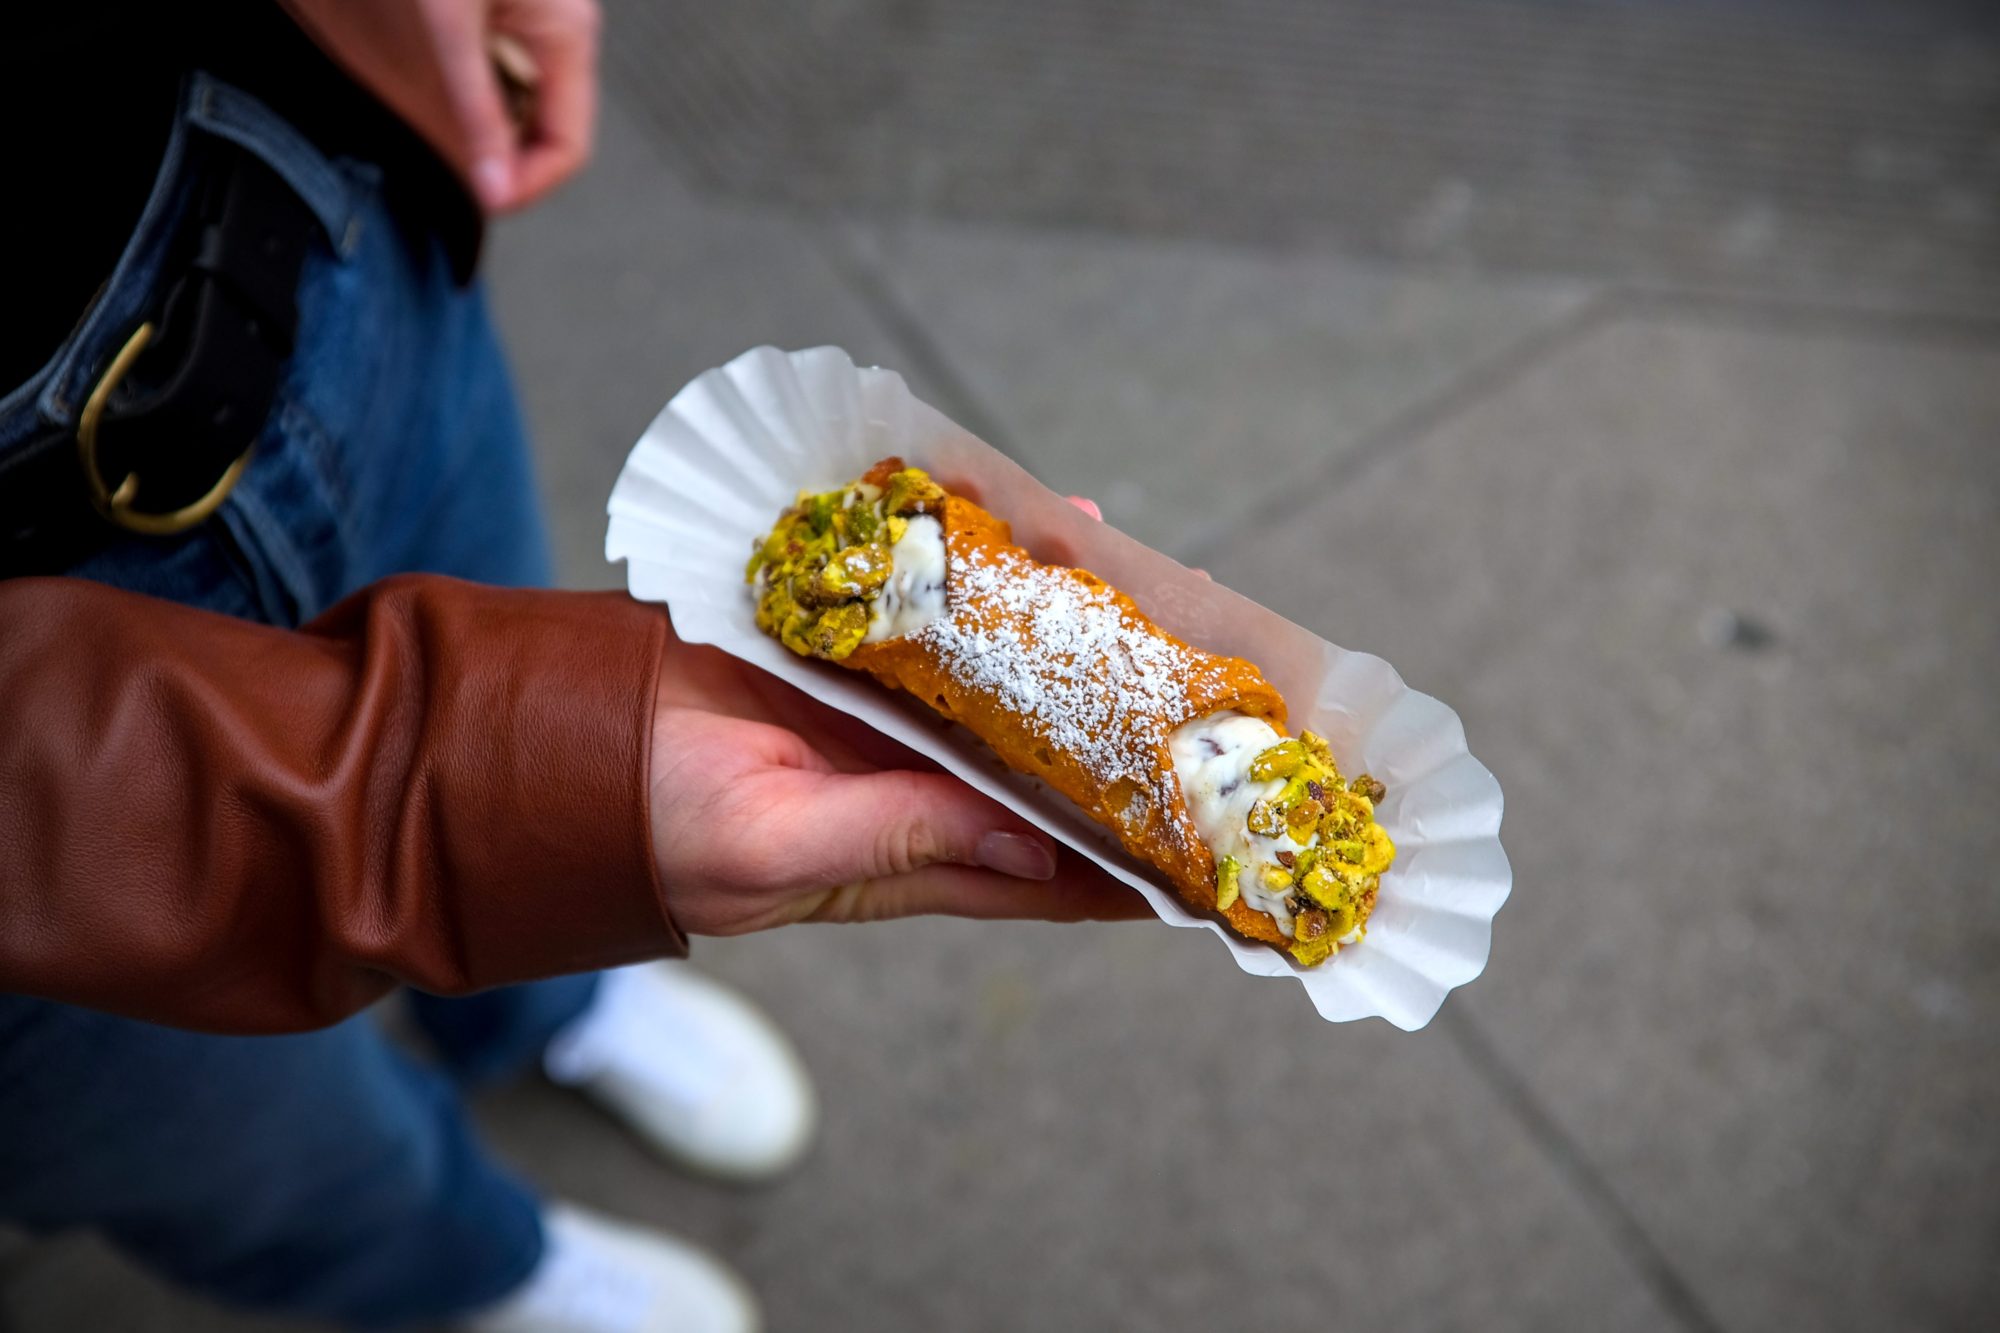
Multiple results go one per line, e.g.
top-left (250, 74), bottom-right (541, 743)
top-left (185, 73), bottom-right (355, 253)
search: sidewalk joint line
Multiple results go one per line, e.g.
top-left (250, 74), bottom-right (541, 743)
top-left (1612, 285), bottom-right (2000, 346)
top-left (814, 226), bottom-right (1021, 459)
top-left (1440, 1008), bottom-right (1730, 1333)
top-left (1179, 290), bottom-right (1619, 570)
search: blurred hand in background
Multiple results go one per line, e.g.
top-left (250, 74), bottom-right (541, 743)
top-left (279, 0), bottom-right (600, 213)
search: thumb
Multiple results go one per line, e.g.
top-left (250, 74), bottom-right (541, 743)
top-left (791, 769), bottom-right (1057, 886)
top-left (433, 11), bottom-right (519, 210)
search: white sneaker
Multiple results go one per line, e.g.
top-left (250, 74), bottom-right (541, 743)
top-left (543, 964), bottom-right (816, 1182)
top-left (462, 1203), bottom-right (758, 1333)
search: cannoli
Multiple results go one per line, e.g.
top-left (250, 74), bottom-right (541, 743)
top-left (746, 459), bottom-right (1394, 965)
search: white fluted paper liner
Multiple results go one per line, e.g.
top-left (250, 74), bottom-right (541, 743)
top-left (608, 346), bottom-right (1510, 1030)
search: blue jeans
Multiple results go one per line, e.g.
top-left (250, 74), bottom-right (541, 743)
top-left (0, 75), bottom-right (595, 1327)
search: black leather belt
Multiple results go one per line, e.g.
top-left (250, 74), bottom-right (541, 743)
top-left (0, 140), bottom-right (314, 578)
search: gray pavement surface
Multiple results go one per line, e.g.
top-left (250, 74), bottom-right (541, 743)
top-left (606, 0), bottom-right (2000, 316)
top-left (7, 3), bottom-right (1998, 1331)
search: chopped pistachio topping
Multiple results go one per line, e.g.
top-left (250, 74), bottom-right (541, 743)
top-left (1214, 855), bottom-right (1242, 912)
top-left (1291, 906), bottom-right (1335, 968)
top-left (1297, 861), bottom-right (1344, 910)
top-left (1247, 739), bottom-right (1305, 782)
top-left (1234, 729), bottom-right (1397, 965)
top-left (747, 466), bottom-right (942, 661)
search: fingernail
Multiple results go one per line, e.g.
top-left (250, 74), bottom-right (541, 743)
top-left (1067, 495), bottom-right (1102, 521)
top-left (472, 156), bottom-right (510, 209)
top-left (975, 831), bottom-right (1056, 880)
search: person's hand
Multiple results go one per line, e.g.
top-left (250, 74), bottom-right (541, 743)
top-left (278, 0), bottom-right (599, 213)
top-left (647, 621), bottom-right (1151, 936)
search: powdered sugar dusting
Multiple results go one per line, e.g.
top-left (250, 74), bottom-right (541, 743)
top-left (914, 541), bottom-right (1234, 794)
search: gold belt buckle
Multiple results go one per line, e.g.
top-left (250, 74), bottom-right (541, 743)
top-left (76, 322), bottom-right (253, 536)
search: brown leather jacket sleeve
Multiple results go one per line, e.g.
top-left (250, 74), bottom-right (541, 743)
top-left (0, 573), bottom-right (685, 1033)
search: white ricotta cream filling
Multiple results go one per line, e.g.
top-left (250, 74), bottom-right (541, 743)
top-left (864, 514), bottom-right (948, 642)
top-left (1168, 710), bottom-right (1365, 945)
top-left (1168, 711), bottom-right (1303, 935)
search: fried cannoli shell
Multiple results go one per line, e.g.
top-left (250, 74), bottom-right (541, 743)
top-left (843, 488), bottom-right (1291, 945)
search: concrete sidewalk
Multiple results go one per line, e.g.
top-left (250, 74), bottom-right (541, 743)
top-left (474, 90), bottom-right (2000, 1333)
top-left (6, 4), bottom-right (1995, 1329)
